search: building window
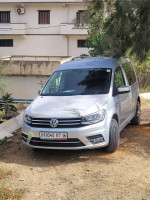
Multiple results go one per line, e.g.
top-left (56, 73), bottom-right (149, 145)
top-left (38, 10), bottom-right (50, 24)
top-left (0, 11), bottom-right (10, 23)
top-left (77, 40), bottom-right (86, 48)
top-left (0, 39), bottom-right (13, 47)
top-left (76, 10), bottom-right (89, 25)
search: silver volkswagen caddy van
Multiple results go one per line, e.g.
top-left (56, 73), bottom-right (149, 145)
top-left (22, 57), bottom-right (141, 152)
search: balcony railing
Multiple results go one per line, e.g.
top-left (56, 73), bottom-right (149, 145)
top-left (0, 23), bottom-right (88, 35)
top-left (0, 23), bottom-right (26, 35)
top-left (60, 23), bottom-right (88, 35)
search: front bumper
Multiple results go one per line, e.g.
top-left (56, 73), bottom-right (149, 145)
top-left (22, 121), bottom-right (109, 150)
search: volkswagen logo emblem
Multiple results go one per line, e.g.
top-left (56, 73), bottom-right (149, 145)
top-left (50, 119), bottom-right (59, 128)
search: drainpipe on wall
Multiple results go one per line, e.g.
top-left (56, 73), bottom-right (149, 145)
top-left (67, 36), bottom-right (69, 57)
top-left (67, 4), bottom-right (69, 23)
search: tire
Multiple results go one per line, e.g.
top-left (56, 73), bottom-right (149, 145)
top-left (105, 118), bottom-right (120, 153)
top-left (130, 101), bottom-right (141, 125)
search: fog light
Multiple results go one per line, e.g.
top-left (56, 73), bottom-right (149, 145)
top-left (87, 134), bottom-right (104, 144)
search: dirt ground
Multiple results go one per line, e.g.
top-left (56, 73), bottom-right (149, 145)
top-left (0, 99), bottom-right (150, 200)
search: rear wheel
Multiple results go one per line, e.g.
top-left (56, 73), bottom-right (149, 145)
top-left (105, 118), bottom-right (120, 153)
top-left (130, 101), bottom-right (141, 125)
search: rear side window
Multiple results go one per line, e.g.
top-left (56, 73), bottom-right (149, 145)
top-left (123, 63), bottom-right (136, 85)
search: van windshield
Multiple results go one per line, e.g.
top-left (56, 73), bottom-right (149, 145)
top-left (41, 68), bottom-right (112, 96)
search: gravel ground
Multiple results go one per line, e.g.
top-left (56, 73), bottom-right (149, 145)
top-left (0, 99), bottom-right (150, 200)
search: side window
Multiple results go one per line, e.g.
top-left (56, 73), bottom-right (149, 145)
top-left (123, 63), bottom-right (136, 85)
top-left (114, 67), bottom-right (125, 88)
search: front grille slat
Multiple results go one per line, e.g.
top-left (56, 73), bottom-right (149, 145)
top-left (32, 119), bottom-right (50, 122)
top-left (30, 137), bottom-right (85, 147)
top-left (32, 122), bottom-right (50, 125)
top-left (59, 120), bottom-right (81, 122)
top-left (30, 117), bottom-right (82, 128)
top-left (59, 123), bottom-right (81, 125)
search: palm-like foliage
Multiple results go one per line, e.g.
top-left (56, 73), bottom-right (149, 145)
top-left (0, 93), bottom-right (17, 115)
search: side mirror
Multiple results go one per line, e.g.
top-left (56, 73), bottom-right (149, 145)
top-left (118, 86), bottom-right (130, 94)
top-left (38, 88), bottom-right (42, 95)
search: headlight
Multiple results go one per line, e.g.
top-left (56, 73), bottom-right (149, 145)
top-left (23, 112), bottom-right (32, 125)
top-left (82, 110), bottom-right (106, 125)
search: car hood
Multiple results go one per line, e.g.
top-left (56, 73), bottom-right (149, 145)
top-left (27, 95), bottom-right (109, 118)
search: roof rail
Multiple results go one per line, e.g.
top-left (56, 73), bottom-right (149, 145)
top-left (71, 55), bottom-right (91, 61)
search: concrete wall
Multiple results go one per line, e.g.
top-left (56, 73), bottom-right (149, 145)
top-left (0, 0), bottom-right (84, 3)
top-left (4, 76), bottom-right (48, 100)
top-left (1, 57), bottom-right (73, 100)
top-left (2, 59), bottom-right (60, 75)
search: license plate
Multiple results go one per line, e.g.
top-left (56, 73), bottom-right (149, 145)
top-left (40, 132), bottom-right (68, 140)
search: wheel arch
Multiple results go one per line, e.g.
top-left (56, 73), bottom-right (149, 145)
top-left (112, 113), bottom-right (119, 124)
top-left (137, 96), bottom-right (141, 104)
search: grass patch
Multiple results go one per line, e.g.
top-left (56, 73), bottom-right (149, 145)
top-left (0, 118), bottom-right (7, 124)
top-left (0, 186), bottom-right (27, 200)
top-left (0, 168), bottom-right (27, 199)
top-left (0, 168), bottom-right (12, 179)
top-left (141, 98), bottom-right (150, 103)
top-left (140, 88), bottom-right (150, 93)
top-left (0, 137), bottom-right (13, 146)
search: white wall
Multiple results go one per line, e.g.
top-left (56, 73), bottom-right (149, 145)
top-left (0, 34), bottom-right (88, 56)
top-left (0, 3), bottom-right (88, 34)
top-left (68, 35), bottom-right (88, 56)
top-left (0, 2), bottom-right (89, 57)
top-left (4, 76), bottom-right (48, 100)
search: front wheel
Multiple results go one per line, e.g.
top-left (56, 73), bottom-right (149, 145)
top-left (105, 118), bottom-right (120, 153)
top-left (130, 101), bottom-right (141, 125)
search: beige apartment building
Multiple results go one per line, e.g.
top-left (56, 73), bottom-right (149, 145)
top-left (0, 0), bottom-right (89, 58)
top-left (0, 0), bottom-right (89, 100)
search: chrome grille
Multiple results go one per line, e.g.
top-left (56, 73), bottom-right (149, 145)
top-left (30, 117), bottom-right (82, 128)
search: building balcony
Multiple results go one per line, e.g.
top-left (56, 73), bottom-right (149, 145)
top-left (60, 23), bottom-right (88, 35)
top-left (0, 23), bottom-right (26, 35)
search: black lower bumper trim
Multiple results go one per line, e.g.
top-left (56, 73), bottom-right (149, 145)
top-left (29, 137), bottom-right (85, 148)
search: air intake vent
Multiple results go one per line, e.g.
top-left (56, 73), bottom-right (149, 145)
top-left (30, 137), bottom-right (85, 148)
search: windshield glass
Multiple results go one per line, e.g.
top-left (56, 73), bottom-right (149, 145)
top-left (41, 68), bottom-right (112, 96)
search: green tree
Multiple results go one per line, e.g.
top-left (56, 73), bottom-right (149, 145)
top-left (86, 0), bottom-right (150, 90)
top-left (87, 0), bottom-right (150, 61)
